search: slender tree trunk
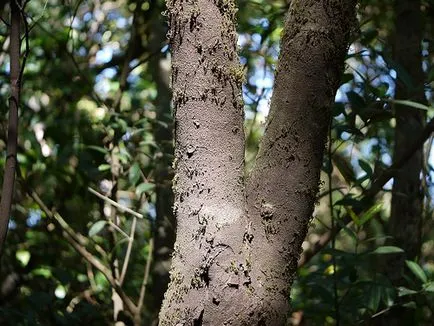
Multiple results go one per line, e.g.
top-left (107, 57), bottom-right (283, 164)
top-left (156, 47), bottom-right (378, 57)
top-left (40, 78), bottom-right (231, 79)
top-left (148, 5), bottom-right (176, 323)
top-left (389, 0), bottom-right (425, 274)
top-left (0, 0), bottom-right (21, 256)
top-left (375, 1), bottom-right (426, 325)
top-left (159, 1), bottom-right (356, 324)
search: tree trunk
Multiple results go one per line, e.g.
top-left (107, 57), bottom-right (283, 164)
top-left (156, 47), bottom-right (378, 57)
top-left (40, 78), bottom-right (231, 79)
top-left (389, 0), bottom-right (425, 276)
top-left (159, 1), bottom-right (356, 325)
top-left (375, 1), bottom-right (426, 325)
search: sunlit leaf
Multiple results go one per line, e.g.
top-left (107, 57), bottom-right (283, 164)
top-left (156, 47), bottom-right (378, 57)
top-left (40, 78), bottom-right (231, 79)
top-left (98, 164), bottom-right (111, 171)
top-left (135, 182), bottom-right (155, 197)
top-left (129, 162), bottom-right (141, 186)
top-left (423, 282), bottom-right (434, 293)
top-left (89, 220), bottom-right (107, 237)
top-left (16, 250), bottom-right (31, 267)
top-left (398, 287), bottom-right (417, 297)
top-left (32, 267), bottom-right (52, 278)
top-left (86, 145), bottom-right (108, 154)
top-left (371, 246), bottom-right (404, 255)
top-left (358, 202), bottom-right (382, 226)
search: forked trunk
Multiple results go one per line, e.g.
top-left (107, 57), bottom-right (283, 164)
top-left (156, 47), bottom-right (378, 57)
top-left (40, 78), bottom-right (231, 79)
top-left (159, 1), bottom-right (357, 324)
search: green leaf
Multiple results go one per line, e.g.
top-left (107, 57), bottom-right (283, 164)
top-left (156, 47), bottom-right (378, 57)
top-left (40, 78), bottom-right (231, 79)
top-left (16, 250), bottom-right (31, 267)
top-left (347, 207), bottom-right (360, 225)
top-left (371, 246), bottom-right (404, 255)
top-left (402, 301), bottom-right (417, 309)
top-left (334, 153), bottom-right (356, 183)
top-left (423, 282), bottom-right (434, 293)
top-left (140, 140), bottom-right (158, 149)
top-left (156, 120), bottom-right (169, 129)
top-left (89, 220), bottom-right (107, 237)
top-left (98, 164), bottom-right (111, 171)
top-left (135, 183), bottom-right (155, 197)
top-left (129, 163), bottom-right (141, 186)
top-left (341, 224), bottom-right (358, 242)
top-left (405, 260), bottom-right (427, 283)
top-left (359, 202), bottom-right (382, 226)
top-left (86, 145), bottom-right (108, 154)
top-left (398, 287), bottom-right (418, 297)
top-left (368, 285), bottom-right (382, 312)
top-left (382, 287), bottom-right (396, 307)
top-left (32, 267), bottom-right (52, 278)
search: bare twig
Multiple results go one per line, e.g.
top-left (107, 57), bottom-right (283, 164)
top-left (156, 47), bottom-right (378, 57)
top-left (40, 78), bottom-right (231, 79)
top-left (61, 226), bottom-right (138, 315)
top-left (108, 220), bottom-right (130, 239)
top-left (86, 261), bottom-right (98, 291)
top-left (28, 188), bottom-right (88, 247)
top-left (137, 237), bottom-right (154, 313)
top-left (119, 216), bottom-right (137, 285)
top-left (23, 185), bottom-right (138, 315)
top-left (88, 187), bottom-right (144, 219)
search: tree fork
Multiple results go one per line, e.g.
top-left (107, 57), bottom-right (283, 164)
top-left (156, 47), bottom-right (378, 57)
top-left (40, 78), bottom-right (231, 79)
top-left (159, 1), bottom-right (357, 324)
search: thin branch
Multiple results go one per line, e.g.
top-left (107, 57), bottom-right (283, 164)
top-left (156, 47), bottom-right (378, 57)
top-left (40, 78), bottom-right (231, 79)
top-left (23, 184), bottom-right (138, 315)
top-left (86, 261), bottom-right (98, 291)
top-left (28, 188), bottom-right (88, 247)
top-left (0, 15), bottom-right (9, 27)
top-left (119, 216), bottom-right (137, 285)
top-left (137, 237), bottom-right (153, 313)
top-left (112, 3), bottom-right (142, 112)
top-left (108, 220), bottom-right (130, 239)
top-left (88, 187), bottom-right (144, 219)
top-left (18, 0), bottom-right (29, 90)
top-left (61, 226), bottom-right (138, 315)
